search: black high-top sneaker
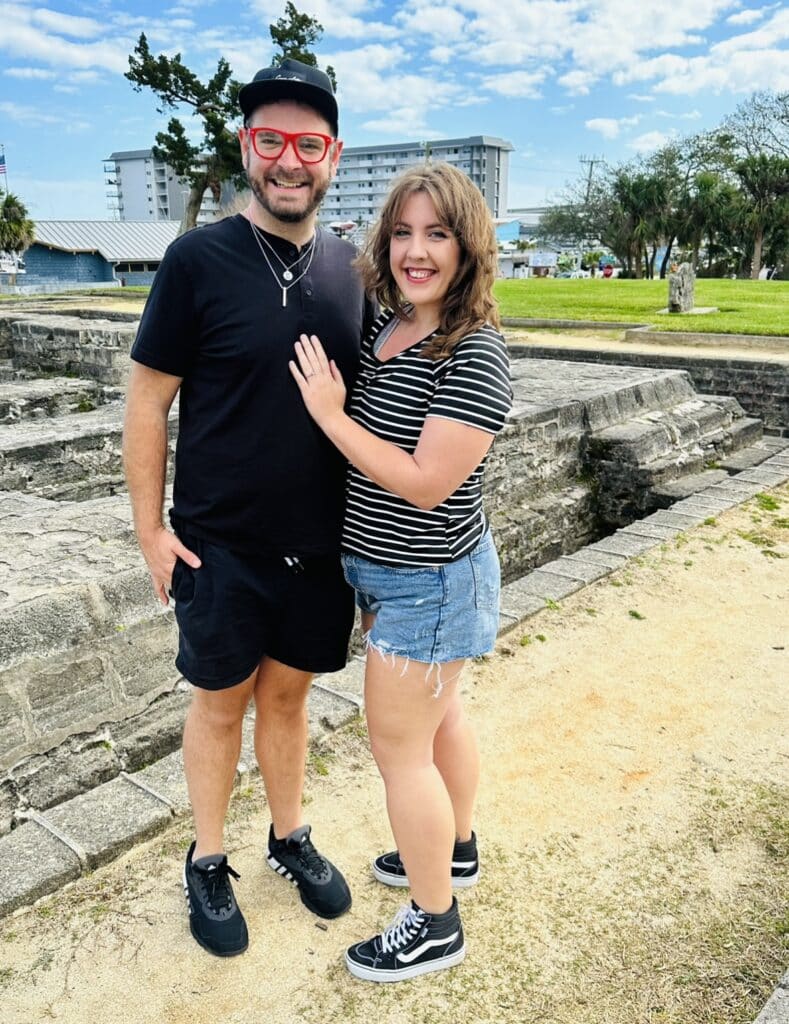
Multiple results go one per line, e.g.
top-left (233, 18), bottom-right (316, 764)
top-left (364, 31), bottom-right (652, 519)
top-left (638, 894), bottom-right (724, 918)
top-left (346, 898), bottom-right (465, 982)
top-left (182, 842), bottom-right (248, 956)
top-left (266, 824), bottom-right (351, 918)
top-left (373, 832), bottom-right (479, 888)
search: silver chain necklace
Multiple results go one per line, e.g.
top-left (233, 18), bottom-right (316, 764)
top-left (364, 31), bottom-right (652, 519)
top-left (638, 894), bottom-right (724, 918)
top-left (246, 215), bottom-right (318, 308)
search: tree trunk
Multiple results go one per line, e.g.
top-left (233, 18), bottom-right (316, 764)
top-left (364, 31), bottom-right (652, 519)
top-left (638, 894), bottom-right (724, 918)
top-left (659, 239), bottom-right (674, 279)
top-left (179, 177), bottom-right (209, 235)
top-left (750, 227), bottom-right (764, 279)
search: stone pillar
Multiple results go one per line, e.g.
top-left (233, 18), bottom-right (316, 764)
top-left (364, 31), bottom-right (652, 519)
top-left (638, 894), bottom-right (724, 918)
top-left (668, 262), bottom-right (695, 313)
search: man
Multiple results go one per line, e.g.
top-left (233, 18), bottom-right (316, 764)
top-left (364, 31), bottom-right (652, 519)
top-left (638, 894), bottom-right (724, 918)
top-left (123, 59), bottom-right (374, 957)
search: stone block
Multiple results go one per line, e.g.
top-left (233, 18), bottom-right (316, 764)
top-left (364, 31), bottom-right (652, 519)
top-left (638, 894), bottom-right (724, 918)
top-left (0, 588), bottom-right (101, 670)
top-left (26, 654), bottom-right (116, 738)
top-left (0, 690), bottom-right (28, 770)
top-left (587, 533), bottom-right (659, 558)
top-left (97, 566), bottom-right (168, 631)
top-left (134, 749), bottom-right (191, 815)
top-left (498, 610), bottom-right (521, 635)
top-left (538, 556), bottom-right (611, 584)
top-left (12, 741), bottom-right (120, 815)
top-left (0, 778), bottom-right (15, 834)
top-left (651, 469), bottom-right (729, 502)
top-left (499, 583), bottom-right (546, 621)
top-left (621, 521), bottom-right (681, 541)
top-left (308, 685), bottom-right (360, 739)
top-left (107, 617), bottom-right (179, 700)
top-left (0, 819), bottom-right (83, 917)
top-left (45, 775), bottom-right (172, 870)
top-left (503, 569), bottom-right (584, 606)
top-left (110, 688), bottom-right (190, 772)
top-left (753, 969), bottom-right (789, 1024)
top-left (570, 548), bottom-right (627, 569)
top-left (701, 480), bottom-right (763, 500)
top-left (641, 510), bottom-right (706, 530)
top-left (670, 494), bottom-right (733, 511)
top-left (318, 657), bottom-right (366, 703)
top-left (734, 469), bottom-right (787, 486)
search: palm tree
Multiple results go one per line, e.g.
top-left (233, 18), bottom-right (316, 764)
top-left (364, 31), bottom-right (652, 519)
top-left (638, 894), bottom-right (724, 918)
top-left (0, 190), bottom-right (35, 264)
top-left (734, 155), bottom-right (789, 278)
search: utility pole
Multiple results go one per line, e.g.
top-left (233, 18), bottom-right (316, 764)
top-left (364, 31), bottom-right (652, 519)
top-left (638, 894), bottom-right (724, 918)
top-left (579, 153), bottom-right (603, 203)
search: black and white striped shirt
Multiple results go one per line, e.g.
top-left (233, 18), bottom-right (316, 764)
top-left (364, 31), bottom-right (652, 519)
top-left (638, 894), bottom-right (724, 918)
top-left (342, 311), bottom-right (512, 567)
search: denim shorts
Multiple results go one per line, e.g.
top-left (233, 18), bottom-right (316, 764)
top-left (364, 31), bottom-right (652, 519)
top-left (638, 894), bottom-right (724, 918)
top-left (341, 530), bottom-right (500, 664)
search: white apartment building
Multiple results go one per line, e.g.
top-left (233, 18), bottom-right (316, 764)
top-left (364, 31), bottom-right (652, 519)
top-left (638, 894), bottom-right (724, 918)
top-left (324, 136), bottom-right (513, 226)
top-left (103, 149), bottom-right (224, 224)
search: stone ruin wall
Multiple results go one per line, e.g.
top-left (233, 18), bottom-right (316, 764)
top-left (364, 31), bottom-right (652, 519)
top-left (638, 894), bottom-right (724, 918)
top-left (0, 303), bottom-right (785, 838)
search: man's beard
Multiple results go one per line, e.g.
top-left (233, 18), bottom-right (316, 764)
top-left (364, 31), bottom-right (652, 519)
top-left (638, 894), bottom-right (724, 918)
top-left (245, 165), bottom-right (330, 224)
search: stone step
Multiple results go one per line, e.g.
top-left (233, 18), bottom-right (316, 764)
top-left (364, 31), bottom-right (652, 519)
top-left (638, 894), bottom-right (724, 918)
top-left (589, 395), bottom-right (747, 467)
top-left (0, 377), bottom-right (123, 423)
top-left (718, 435), bottom-right (789, 472)
top-left (0, 401), bottom-right (176, 501)
top-left (9, 314), bottom-right (138, 386)
top-left (651, 469), bottom-right (731, 505)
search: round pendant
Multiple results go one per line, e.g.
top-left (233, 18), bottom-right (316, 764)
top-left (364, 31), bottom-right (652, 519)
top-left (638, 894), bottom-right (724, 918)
top-left (282, 270), bottom-right (294, 282)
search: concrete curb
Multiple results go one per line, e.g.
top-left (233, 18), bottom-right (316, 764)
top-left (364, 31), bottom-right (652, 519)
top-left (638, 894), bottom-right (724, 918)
top-left (1, 446), bottom-right (788, 1020)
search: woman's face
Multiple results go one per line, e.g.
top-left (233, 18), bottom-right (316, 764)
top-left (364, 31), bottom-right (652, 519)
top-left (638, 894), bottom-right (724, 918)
top-left (389, 191), bottom-right (461, 321)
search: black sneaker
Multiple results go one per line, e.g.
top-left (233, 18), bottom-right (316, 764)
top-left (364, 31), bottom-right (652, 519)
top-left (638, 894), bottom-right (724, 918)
top-left (266, 824), bottom-right (351, 919)
top-left (373, 832), bottom-right (479, 889)
top-left (182, 841), bottom-right (249, 957)
top-left (346, 898), bottom-right (465, 982)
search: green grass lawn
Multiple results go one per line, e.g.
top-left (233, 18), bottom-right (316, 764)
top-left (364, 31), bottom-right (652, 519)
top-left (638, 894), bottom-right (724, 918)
top-left (495, 278), bottom-right (789, 336)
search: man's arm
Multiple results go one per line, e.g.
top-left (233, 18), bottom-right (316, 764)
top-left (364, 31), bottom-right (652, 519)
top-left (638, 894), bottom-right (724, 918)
top-left (122, 361), bottom-right (201, 606)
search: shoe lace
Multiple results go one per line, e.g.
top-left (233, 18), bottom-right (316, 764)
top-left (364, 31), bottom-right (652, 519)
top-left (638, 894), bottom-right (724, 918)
top-left (294, 835), bottom-right (330, 879)
top-left (380, 905), bottom-right (426, 954)
top-left (200, 860), bottom-right (240, 914)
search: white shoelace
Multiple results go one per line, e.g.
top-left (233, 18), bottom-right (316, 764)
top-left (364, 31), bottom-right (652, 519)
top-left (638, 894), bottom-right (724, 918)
top-left (380, 905), bottom-right (426, 953)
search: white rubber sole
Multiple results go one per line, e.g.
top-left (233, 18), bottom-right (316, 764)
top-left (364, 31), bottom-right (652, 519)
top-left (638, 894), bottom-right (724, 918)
top-left (346, 945), bottom-right (466, 983)
top-left (372, 862), bottom-right (479, 889)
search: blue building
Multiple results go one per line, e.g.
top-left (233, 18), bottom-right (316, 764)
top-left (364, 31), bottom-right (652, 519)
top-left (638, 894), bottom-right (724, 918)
top-left (21, 221), bottom-right (179, 291)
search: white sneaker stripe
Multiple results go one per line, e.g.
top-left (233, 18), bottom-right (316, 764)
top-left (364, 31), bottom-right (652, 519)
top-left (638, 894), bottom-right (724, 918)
top-left (396, 930), bottom-right (459, 964)
top-left (451, 860), bottom-right (476, 869)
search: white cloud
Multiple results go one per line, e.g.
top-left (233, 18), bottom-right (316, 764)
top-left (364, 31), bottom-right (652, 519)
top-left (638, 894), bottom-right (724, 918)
top-left (628, 93), bottom-right (655, 102)
top-left (429, 45), bottom-right (455, 63)
top-left (395, 2), bottom-right (467, 40)
top-left (481, 69), bottom-right (548, 98)
top-left (362, 111), bottom-right (444, 138)
top-left (585, 115), bottom-right (640, 139)
top-left (628, 129), bottom-right (675, 151)
top-left (32, 9), bottom-right (104, 40)
top-left (248, 0), bottom-right (399, 41)
top-left (656, 108), bottom-right (702, 119)
top-left (558, 69), bottom-right (597, 95)
top-left (3, 66), bottom-right (56, 79)
top-left (726, 8), bottom-right (766, 25)
top-left (0, 100), bottom-right (90, 132)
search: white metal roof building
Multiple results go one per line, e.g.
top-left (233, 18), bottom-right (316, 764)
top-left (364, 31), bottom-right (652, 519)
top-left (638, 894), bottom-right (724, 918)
top-left (33, 220), bottom-right (179, 261)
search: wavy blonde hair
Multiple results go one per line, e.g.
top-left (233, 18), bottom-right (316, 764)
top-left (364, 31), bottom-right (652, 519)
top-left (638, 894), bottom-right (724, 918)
top-left (355, 162), bottom-right (500, 360)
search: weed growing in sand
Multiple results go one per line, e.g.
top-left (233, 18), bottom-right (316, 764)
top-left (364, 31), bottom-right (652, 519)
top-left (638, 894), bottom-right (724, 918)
top-left (703, 517), bottom-right (717, 526)
top-left (545, 598), bottom-right (561, 610)
top-left (629, 610), bottom-right (646, 620)
top-left (755, 492), bottom-right (781, 512)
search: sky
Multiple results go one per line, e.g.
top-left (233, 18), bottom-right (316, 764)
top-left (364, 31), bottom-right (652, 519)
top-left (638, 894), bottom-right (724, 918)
top-left (1, 0), bottom-right (788, 220)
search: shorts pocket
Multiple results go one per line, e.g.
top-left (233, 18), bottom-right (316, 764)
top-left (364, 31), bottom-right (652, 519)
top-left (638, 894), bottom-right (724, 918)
top-left (171, 557), bottom-right (195, 603)
top-left (470, 540), bottom-right (500, 611)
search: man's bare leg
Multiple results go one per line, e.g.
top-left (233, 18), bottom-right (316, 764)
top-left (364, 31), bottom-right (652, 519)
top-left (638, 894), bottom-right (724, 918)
top-left (183, 671), bottom-right (257, 860)
top-left (252, 656), bottom-right (313, 837)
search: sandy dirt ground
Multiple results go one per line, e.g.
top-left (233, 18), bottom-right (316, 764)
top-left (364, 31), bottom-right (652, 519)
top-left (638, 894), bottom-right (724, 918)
top-left (1, 490), bottom-right (787, 1024)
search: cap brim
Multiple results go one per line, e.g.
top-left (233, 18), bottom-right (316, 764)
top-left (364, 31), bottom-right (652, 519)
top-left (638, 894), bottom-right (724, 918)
top-left (239, 79), bottom-right (338, 134)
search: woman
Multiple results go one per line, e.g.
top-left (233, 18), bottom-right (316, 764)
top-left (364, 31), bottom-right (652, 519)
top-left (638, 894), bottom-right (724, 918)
top-left (289, 162), bottom-right (512, 982)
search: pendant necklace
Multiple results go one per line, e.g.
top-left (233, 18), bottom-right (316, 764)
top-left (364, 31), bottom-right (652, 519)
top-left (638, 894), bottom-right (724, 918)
top-left (247, 215), bottom-right (317, 307)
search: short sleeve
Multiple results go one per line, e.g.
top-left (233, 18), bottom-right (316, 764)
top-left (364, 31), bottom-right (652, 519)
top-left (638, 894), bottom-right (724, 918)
top-left (426, 328), bottom-right (512, 435)
top-left (130, 242), bottom-right (199, 377)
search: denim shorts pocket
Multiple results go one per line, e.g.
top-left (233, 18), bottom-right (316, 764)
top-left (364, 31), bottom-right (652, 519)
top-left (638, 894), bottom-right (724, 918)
top-left (470, 539), bottom-right (500, 611)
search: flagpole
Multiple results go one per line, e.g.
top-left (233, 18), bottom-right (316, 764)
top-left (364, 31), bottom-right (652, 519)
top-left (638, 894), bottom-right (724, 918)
top-left (0, 144), bottom-right (7, 193)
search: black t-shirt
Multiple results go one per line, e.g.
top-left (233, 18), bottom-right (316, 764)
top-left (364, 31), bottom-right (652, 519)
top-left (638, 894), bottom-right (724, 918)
top-left (131, 214), bottom-right (374, 556)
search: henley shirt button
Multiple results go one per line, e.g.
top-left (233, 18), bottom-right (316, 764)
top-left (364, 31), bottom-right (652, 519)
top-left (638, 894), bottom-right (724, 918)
top-left (305, 288), bottom-right (313, 296)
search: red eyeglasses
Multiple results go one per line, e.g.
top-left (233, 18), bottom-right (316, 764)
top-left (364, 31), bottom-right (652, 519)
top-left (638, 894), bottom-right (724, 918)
top-left (246, 127), bottom-right (335, 164)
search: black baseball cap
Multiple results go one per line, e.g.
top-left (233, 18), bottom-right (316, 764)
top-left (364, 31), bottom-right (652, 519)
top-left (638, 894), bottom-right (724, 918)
top-left (239, 58), bottom-right (338, 135)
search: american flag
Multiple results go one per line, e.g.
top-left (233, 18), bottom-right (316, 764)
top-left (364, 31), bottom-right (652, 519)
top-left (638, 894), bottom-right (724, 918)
top-left (0, 154), bottom-right (6, 175)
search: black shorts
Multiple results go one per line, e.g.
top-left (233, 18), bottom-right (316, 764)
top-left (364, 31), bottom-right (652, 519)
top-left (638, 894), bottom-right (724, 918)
top-left (170, 531), bottom-right (355, 690)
